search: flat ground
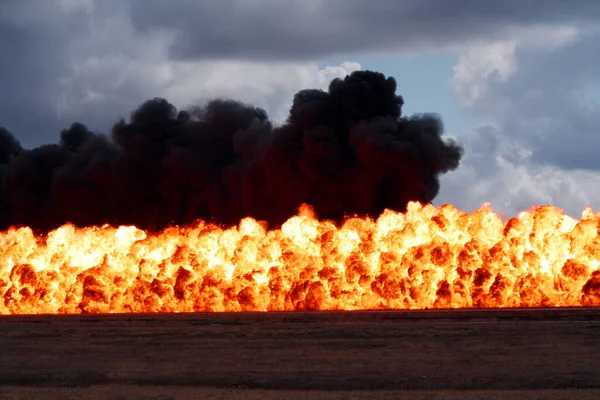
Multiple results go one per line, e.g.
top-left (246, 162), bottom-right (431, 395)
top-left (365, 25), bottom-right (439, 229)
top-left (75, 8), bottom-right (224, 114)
top-left (1, 308), bottom-right (600, 399)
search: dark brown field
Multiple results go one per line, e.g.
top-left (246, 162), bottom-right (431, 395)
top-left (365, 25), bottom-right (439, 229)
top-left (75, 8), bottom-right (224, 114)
top-left (1, 308), bottom-right (600, 399)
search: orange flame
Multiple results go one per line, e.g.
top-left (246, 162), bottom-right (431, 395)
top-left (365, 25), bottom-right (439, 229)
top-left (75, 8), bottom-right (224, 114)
top-left (1, 202), bottom-right (600, 314)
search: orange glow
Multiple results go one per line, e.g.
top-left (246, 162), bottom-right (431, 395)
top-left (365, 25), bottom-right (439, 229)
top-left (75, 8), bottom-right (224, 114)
top-left (1, 202), bottom-right (600, 314)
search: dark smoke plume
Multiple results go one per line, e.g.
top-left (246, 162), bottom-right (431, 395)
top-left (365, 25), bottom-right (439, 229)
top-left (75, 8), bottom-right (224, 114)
top-left (0, 71), bottom-right (463, 233)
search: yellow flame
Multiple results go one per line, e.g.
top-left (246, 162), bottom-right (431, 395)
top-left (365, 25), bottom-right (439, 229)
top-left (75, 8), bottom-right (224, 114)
top-left (1, 202), bottom-right (600, 314)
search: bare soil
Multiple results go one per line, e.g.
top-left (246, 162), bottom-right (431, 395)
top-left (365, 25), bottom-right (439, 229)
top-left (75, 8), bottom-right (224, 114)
top-left (2, 386), bottom-right (600, 400)
top-left (1, 308), bottom-right (599, 399)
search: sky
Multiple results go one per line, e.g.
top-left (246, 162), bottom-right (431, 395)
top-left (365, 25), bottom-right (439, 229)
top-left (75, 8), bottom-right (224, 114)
top-left (1, 0), bottom-right (600, 219)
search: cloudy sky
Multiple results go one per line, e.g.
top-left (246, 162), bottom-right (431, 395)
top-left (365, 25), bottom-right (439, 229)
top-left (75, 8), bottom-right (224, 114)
top-left (1, 0), bottom-right (600, 219)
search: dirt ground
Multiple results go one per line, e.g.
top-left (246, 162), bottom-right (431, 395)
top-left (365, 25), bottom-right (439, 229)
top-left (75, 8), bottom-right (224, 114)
top-left (2, 386), bottom-right (600, 400)
top-left (1, 308), bottom-right (600, 399)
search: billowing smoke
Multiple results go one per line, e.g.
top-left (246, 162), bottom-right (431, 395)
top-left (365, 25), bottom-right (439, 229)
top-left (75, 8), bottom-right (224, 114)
top-left (0, 70), bottom-right (463, 233)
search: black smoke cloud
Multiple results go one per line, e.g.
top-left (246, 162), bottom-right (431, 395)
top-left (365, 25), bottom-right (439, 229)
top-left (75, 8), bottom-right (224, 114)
top-left (0, 70), bottom-right (463, 233)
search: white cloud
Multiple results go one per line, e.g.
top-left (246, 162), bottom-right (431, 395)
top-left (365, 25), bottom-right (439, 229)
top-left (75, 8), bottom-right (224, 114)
top-left (443, 25), bottom-right (600, 217)
top-left (437, 124), bottom-right (600, 219)
top-left (160, 60), bottom-right (361, 122)
top-left (55, 5), bottom-right (361, 130)
top-left (451, 25), bottom-right (580, 111)
top-left (451, 40), bottom-right (518, 109)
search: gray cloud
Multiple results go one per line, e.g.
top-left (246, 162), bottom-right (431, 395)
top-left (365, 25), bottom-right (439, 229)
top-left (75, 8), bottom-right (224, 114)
top-left (499, 37), bottom-right (600, 171)
top-left (458, 31), bottom-right (600, 171)
top-left (0, 1), bottom-right (128, 146)
top-left (129, 0), bottom-right (600, 61)
top-left (0, 2), bottom-right (72, 143)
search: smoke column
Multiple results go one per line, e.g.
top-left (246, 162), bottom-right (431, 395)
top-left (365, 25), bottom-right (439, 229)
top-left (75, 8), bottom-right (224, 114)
top-left (0, 70), bottom-right (463, 233)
